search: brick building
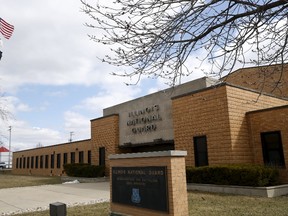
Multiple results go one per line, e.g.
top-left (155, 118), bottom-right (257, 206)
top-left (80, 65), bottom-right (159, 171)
top-left (12, 64), bottom-right (288, 182)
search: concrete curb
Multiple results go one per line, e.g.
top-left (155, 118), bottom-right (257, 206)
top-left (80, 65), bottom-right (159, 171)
top-left (187, 183), bottom-right (288, 197)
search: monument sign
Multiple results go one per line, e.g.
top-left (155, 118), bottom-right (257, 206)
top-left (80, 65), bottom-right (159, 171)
top-left (112, 166), bottom-right (168, 212)
top-left (109, 151), bottom-right (188, 216)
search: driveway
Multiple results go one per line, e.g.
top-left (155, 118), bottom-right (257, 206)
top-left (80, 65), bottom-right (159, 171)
top-left (0, 182), bottom-right (110, 215)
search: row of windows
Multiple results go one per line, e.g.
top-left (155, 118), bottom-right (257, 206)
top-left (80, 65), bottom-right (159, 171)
top-left (194, 131), bottom-right (285, 168)
top-left (16, 150), bottom-right (92, 169)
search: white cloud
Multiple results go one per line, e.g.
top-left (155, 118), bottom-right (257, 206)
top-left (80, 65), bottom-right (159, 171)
top-left (0, 96), bottom-right (31, 116)
top-left (0, 119), bottom-right (63, 151)
top-left (16, 103), bottom-right (32, 112)
top-left (63, 111), bottom-right (90, 141)
top-left (0, 95), bottom-right (63, 151)
top-left (0, 0), bottom-right (112, 91)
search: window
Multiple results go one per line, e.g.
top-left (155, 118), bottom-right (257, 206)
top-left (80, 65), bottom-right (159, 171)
top-left (23, 157), bottom-right (26, 169)
top-left (261, 131), bottom-right (285, 167)
top-left (27, 157), bottom-right (30, 169)
top-left (88, 150), bottom-right (91, 164)
top-left (63, 153), bottom-right (68, 165)
top-left (194, 136), bottom-right (208, 167)
top-left (31, 156), bottom-right (34, 169)
top-left (16, 158), bottom-right (19, 169)
top-left (57, 154), bottom-right (61, 168)
top-left (35, 156), bottom-right (39, 168)
top-left (99, 147), bottom-right (105, 166)
top-left (40, 156), bottom-right (43, 168)
top-left (20, 158), bottom-right (22, 169)
top-left (51, 154), bottom-right (55, 169)
top-left (79, 151), bottom-right (84, 163)
top-left (71, 152), bottom-right (75, 164)
top-left (45, 155), bottom-right (49, 169)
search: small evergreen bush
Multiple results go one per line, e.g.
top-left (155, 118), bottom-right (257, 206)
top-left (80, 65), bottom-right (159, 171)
top-left (64, 163), bottom-right (105, 178)
top-left (186, 165), bottom-right (279, 187)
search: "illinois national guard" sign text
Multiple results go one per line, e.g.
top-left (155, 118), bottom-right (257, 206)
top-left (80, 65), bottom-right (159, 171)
top-left (111, 166), bottom-right (169, 212)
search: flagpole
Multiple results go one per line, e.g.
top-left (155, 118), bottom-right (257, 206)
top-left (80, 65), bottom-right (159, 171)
top-left (8, 126), bottom-right (11, 169)
top-left (0, 38), bottom-right (3, 61)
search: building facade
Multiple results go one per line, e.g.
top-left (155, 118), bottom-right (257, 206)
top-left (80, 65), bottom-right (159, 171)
top-left (12, 65), bottom-right (288, 182)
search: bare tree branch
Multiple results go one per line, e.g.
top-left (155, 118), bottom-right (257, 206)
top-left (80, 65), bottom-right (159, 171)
top-left (0, 93), bottom-right (11, 121)
top-left (81, 0), bottom-right (288, 85)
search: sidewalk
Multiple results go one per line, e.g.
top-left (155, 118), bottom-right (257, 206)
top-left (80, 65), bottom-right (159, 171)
top-left (0, 182), bottom-right (110, 215)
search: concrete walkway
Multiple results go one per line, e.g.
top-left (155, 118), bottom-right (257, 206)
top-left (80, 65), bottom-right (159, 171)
top-left (0, 182), bottom-right (110, 215)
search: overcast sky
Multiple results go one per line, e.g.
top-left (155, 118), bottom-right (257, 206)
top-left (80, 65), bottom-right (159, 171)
top-left (0, 0), bottom-right (207, 152)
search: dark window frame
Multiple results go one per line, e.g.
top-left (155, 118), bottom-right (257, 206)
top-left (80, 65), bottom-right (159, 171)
top-left (16, 158), bottom-right (19, 169)
top-left (51, 154), bottom-right (55, 169)
top-left (31, 156), bottom-right (34, 169)
top-left (45, 155), bottom-right (49, 169)
top-left (40, 155), bottom-right (43, 169)
top-left (35, 156), bottom-right (39, 169)
top-left (194, 136), bottom-right (209, 167)
top-left (261, 131), bottom-right (285, 167)
top-left (19, 157), bottom-right (22, 169)
top-left (88, 150), bottom-right (91, 164)
top-left (27, 157), bottom-right (30, 169)
top-left (57, 154), bottom-right (61, 169)
top-left (79, 151), bottom-right (84, 164)
top-left (63, 153), bottom-right (68, 165)
top-left (71, 152), bottom-right (75, 164)
top-left (23, 157), bottom-right (26, 169)
top-left (99, 147), bottom-right (105, 166)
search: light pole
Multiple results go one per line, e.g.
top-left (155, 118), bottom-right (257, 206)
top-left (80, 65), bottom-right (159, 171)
top-left (8, 126), bottom-right (11, 169)
top-left (69, 132), bottom-right (74, 142)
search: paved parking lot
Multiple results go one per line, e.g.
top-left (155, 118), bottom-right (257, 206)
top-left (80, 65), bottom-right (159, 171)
top-left (0, 182), bottom-right (110, 215)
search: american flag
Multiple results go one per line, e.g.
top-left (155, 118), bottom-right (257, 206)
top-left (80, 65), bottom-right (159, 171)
top-left (0, 18), bottom-right (14, 39)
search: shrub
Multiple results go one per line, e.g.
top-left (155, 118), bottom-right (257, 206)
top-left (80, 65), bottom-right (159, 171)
top-left (64, 163), bottom-right (105, 178)
top-left (186, 165), bottom-right (280, 187)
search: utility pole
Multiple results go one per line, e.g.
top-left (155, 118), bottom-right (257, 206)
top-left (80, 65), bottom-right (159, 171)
top-left (69, 132), bottom-right (74, 142)
top-left (8, 126), bottom-right (11, 169)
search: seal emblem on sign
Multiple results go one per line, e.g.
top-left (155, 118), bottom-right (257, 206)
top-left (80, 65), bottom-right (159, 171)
top-left (131, 188), bottom-right (141, 204)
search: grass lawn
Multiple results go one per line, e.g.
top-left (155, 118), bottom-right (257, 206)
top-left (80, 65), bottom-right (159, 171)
top-left (14, 203), bottom-right (110, 216)
top-left (13, 192), bottom-right (288, 216)
top-left (1, 174), bottom-right (288, 215)
top-left (188, 191), bottom-right (288, 216)
top-left (0, 173), bottom-right (62, 189)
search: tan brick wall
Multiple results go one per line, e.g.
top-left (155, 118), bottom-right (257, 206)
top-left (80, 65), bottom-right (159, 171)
top-left (173, 85), bottom-right (232, 166)
top-left (110, 154), bottom-right (188, 216)
top-left (173, 84), bottom-right (288, 167)
top-left (223, 64), bottom-right (288, 98)
top-left (12, 81), bottom-right (288, 179)
top-left (12, 114), bottom-right (123, 177)
top-left (91, 115), bottom-right (123, 175)
top-left (226, 85), bottom-right (288, 164)
top-left (247, 106), bottom-right (288, 182)
top-left (12, 139), bottom-right (92, 176)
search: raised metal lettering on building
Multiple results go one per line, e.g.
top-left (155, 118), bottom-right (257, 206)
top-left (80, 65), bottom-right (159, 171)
top-left (127, 105), bottom-right (162, 134)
